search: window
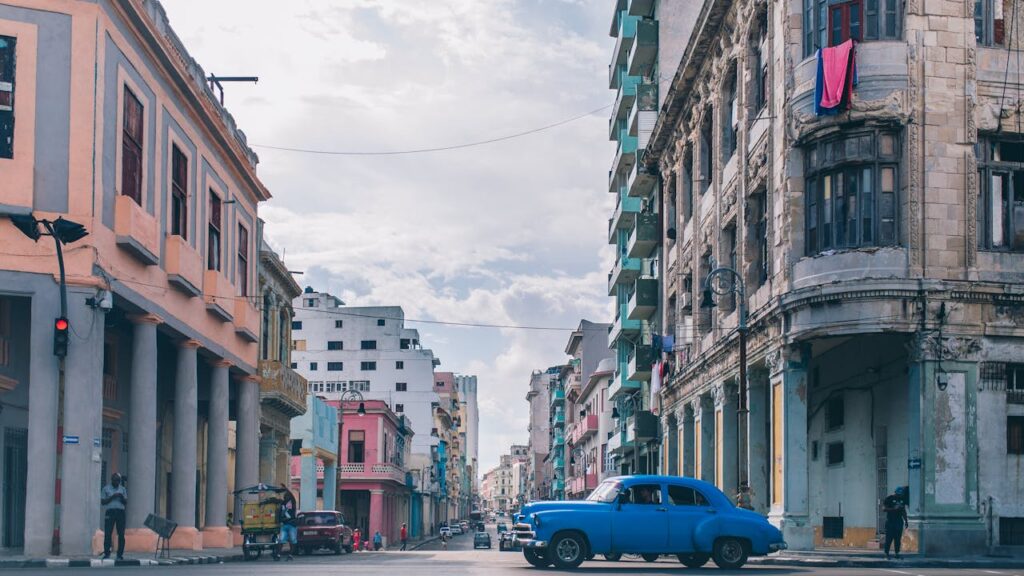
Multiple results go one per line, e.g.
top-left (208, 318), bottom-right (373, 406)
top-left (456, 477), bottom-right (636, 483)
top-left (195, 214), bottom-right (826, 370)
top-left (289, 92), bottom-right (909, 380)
top-left (431, 427), bottom-right (438, 437)
top-left (805, 130), bottom-right (900, 255)
top-left (825, 394), bottom-right (844, 430)
top-left (290, 362), bottom-right (297, 369)
top-left (666, 173), bottom-right (678, 245)
top-left (1009, 416), bottom-right (1024, 455)
top-left (822, 516), bottom-right (844, 539)
top-left (1000, 517), bottom-right (1024, 546)
top-left (324, 381), bottom-right (336, 393)
top-left (623, 484), bottom-right (662, 504)
top-left (682, 150), bottom-right (693, 224)
top-left (722, 65), bottom-right (738, 162)
top-left (360, 340), bottom-right (377, 350)
top-left (121, 87), bottom-right (144, 204)
top-left (170, 145), bottom-right (188, 238)
top-left (348, 430), bottom-right (365, 463)
top-left (396, 361), bottom-right (404, 370)
top-left (208, 192), bottom-right (222, 271)
top-left (349, 380), bottom-right (370, 392)
top-left (306, 298), bottom-right (316, 307)
top-left (0, 36), bottom-right (16, 159)
top-left (377, 319), bottom-right (385, 326)
top-left (309, 381), bottom-right (324, 393)
top-left (292, 321), bottom-right (303, 330)
top-left (327, 341), bottom-right (343, 350)
top-left (395, 403), bottom-right (404, 413)
top-left (826, 441), bottom-right (845, 465)
top-left (293, 339), bottom-right (306, 351)
top-left (360, 361), bottom-right (376, 371)
top-left (752, 15), bottom-right (769, 114)
top-left (396, 382), bottom-right (407, 392)
top-left (754, 190), bottom-right (769, 286)
top-left (975, 0), bottom-right (1005, 46)
top-left (977, 139), bottom-right (1024, 252)
top-left (699, 114), bottom-right (713, 194)
top-left (309, 362), bottom-right (318, 371)
top-left (328, 362), bottom-right (343, 371)
top-left (335, 320), bottom-right (344, 328)
top-left (668, 485), bottom-right (710, 506)
top-left (804, 0), bottom-right (900, 57)
top-left (400, 338), bottom-right (411, 350)
top-left (436, 381), bottom-right (444, 387)
top-left (0, 298), bottom-right (10, 367)
top-left (237, 223), bottom-right (249, 296)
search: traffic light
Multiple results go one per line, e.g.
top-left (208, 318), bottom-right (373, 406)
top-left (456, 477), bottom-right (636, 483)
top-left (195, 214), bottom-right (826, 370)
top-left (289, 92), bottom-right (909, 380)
top-left (53, 317), bottom-right (69, 358)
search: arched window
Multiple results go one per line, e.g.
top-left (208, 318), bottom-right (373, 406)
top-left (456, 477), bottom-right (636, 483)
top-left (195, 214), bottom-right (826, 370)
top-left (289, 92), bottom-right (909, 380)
top-left (261, 293), bottom-right (272, 360)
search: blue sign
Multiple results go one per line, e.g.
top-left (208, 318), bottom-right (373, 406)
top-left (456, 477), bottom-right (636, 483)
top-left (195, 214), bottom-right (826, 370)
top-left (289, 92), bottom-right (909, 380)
top-left (63, 435), bottom-right (79, 445)
top-left (908, 458), bottom-right (922, 469)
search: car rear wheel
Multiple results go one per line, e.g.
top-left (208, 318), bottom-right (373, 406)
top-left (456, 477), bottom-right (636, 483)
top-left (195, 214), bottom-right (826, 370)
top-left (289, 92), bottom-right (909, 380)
top-left (550, 533), bottom-right (586, 569)
top-left (603, 552), bottom-right (622, 562)
top-left (677, 553), bottom-right (710, 568)
top-left (642, 553), bottom-right (660, 562)
top-left (712, 537), bottom-right (748, 570)
top-left (524, 548), bottom-right (551, 568)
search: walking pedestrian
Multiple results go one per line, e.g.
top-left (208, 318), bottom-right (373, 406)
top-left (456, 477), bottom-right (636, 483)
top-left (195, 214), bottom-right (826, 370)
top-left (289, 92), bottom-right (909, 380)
top-left (273, 488), bottom-right (298, 561)
top-left (441, 532), bottom-right (448, 551)
top-left (353, 528), bottom-right (361, 552)
top-left (882, 487), bottom-right (909, 560)
top-left (100, 473), bottom-right (127, 560)
top-left (373, 530), bottom-right (383, 551)
top-left (400, 523), bottom-right (408, 550)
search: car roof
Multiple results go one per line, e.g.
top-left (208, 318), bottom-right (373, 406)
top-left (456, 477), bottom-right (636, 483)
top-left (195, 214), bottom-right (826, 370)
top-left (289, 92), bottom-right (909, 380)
top-left (603, 475), bottom-right (729, 504)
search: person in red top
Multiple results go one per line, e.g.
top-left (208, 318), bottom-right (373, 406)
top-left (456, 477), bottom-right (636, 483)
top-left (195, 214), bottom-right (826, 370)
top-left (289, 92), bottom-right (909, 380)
top-left (400, 523), bottom-right (408, 550)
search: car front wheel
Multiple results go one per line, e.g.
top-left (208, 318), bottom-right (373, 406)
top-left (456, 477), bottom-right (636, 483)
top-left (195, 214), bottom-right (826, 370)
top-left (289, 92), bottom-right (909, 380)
top-left (524, 548), bottom-right (551, 568)
top-left (677, 553), bottom-right (710, 568)
top-left (642, 553), bottom-right (660, 562)
top-left (712, 537), bottom-right (749, 569)
top-left (603, 552), bottom-right (622, 562)
top-left (549, 533), bottom-right (586, 569)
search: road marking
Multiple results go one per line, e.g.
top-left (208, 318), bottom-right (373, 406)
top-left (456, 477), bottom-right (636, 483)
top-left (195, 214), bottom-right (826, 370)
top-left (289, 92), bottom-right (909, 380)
top-left (875, 569), bottom-right (919, 576)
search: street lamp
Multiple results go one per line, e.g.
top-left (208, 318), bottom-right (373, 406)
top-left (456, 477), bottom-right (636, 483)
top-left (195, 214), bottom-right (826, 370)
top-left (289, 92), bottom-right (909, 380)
top-left (337, 389), bottom-right (365, 510)
top-left (611, 392), bottom-right (640, 475)
top-left (700, 261), bottom-right (749, 493)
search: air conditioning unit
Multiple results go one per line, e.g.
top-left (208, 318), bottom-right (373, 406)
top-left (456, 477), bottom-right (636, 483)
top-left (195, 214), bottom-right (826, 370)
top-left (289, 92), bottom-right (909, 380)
top-left (680, 293), bottom-right (693, 312)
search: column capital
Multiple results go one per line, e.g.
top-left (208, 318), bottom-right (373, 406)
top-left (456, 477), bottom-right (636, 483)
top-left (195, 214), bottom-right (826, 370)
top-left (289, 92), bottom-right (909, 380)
top-left (210, 358), bottom-right (232, 368)
top-left (128, 313), bottom-right (163, 325)
top-left (178, 339), bottom-right (202, 350)
top-left (239, 373), bottom-right (261, 384)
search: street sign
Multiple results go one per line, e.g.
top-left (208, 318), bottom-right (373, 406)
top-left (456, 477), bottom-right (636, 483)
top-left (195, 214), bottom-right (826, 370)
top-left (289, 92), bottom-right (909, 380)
top-left (63, 435), bottom-right (79, 445)
top-left (908, 458), bottom-right (921, 469)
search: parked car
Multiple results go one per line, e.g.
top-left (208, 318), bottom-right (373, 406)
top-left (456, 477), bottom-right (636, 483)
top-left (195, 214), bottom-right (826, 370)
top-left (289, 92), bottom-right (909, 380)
top-left (474, 531), bottom-right (492, 549)
top-left (475, 522), bottom-right (486, 533)
top-left (498, 531), bottom-right (520, 552)
top-left (295, 511), bottom-right (353, 555)
top-left (440, 526), bottom-right (452, 538)
top-left (512, 475), bottom-right (787, 570)
top-left (460, 521), bottom-right (470, 533)
top-left (450, 524), bottom-right (464, 536)
top-left (496, 522), bottom-right (508, 534)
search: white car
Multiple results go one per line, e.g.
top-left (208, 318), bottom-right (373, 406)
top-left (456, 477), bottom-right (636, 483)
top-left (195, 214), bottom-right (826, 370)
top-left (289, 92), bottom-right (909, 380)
top-left (440, 526), bottom-right (452, 538)
top-left (450, 524), bottom-right (464, 535)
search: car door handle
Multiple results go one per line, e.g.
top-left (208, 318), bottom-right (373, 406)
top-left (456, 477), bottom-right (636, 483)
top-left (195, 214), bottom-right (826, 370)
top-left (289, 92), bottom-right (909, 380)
top-left (705, 509), bottom-right (717, 514)
top-left (656, 507), bottom-right (668, 512)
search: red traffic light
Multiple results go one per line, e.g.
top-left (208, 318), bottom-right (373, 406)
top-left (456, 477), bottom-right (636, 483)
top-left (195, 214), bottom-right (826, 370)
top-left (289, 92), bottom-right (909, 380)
top-left (55, 318), bottom-right (69, 331)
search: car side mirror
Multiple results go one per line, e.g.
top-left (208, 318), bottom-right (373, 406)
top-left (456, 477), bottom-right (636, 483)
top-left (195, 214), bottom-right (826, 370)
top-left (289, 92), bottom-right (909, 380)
top-left (617, 492), bottom-right (629, 509)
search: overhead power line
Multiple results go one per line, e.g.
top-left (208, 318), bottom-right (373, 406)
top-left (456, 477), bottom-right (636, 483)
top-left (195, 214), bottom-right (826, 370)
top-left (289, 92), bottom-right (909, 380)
top-left (250, 104), bottom-right (612, 156)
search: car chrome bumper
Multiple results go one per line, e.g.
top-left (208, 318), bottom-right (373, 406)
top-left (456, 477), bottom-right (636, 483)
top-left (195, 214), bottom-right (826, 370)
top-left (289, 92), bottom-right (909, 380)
top-left (514, 538), bottom-right (547, 549)
top-left (769, 542), bottom-right (788, 552)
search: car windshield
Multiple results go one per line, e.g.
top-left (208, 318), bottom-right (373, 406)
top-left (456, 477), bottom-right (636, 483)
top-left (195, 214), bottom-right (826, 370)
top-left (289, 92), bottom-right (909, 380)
top-left (587, 480), bottom-right (623, 503)
top-left (300, 513), bottom-right (338, 526)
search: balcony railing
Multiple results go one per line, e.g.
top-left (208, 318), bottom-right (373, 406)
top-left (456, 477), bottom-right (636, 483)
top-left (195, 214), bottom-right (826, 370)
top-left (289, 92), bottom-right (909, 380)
top-left (627, 277), bottom-right (659, 320)
top-left (338, 462), bottom-right (407, 485)
top-left (627, 18), bottom-right (658, 76)
top-left (627, 345), bottom-right (658, 382)
top-left (258, 359), bottom-right (307, 418)
top-left (551, 387), bottom-right (566, 406)
top-left (626, 213), bottom-right (660, 259)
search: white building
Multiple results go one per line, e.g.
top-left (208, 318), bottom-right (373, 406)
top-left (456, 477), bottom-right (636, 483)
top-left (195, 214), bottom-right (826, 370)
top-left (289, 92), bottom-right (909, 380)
top-left (291, 290), bottom-right (442, 454)
top-left (455, 374), bottom-right (480, 493)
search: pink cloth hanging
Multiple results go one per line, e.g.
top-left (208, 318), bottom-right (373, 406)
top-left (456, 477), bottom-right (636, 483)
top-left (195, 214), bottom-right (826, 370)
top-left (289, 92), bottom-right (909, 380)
top-left (819, 39), bottom-right (856, 110)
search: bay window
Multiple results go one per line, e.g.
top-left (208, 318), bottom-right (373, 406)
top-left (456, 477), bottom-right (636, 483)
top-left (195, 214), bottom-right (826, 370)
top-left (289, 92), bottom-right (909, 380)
top-left (977, 138), bottom-right (1024, 251)
top-left (805, 130), bottom-right (900, 255)
top-left (170, 145), bottom-right (187, 238)
top-left (804, 0), bottom-right (901, 57)
top-left (237, 223), bottom-right (249, 296)
top-left (122, 87), bottom-right (144, 204)
top-left (208, 192), bottom-right (221, 271)
top-left (0, 35), bottom-right (15, 159)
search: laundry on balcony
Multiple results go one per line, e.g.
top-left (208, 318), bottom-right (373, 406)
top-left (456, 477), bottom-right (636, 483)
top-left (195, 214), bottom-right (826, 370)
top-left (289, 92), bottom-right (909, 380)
top-left (815, 39), bottom-right (858, 116)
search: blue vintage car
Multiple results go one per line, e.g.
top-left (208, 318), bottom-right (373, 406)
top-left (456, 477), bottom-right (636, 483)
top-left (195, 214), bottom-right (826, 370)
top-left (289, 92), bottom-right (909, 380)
top-left (512, 475), bottom-right (786, 569)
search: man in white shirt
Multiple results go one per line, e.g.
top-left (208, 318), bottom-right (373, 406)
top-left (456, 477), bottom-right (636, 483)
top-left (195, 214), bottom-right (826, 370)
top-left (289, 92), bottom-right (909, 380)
top-left (100, 473), bottom-right (127, 560)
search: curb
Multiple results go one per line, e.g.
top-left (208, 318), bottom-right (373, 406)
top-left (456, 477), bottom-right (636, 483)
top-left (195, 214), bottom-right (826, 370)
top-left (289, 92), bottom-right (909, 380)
top-left (409, 536), bottom-right (441, 551)
top-left (0, 554), bottom-right (240, 569)
top-left (752, 556), bottom-right (1024, 569)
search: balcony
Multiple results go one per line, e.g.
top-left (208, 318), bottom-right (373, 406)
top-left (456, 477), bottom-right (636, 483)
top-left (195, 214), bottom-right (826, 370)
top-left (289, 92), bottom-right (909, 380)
top-left (578, 414), bottom-right (599, 441)
top-left (628, 83), bottom-right (659, 141)
top-left (608, 309), bottom-right (641, 347)
top-left (608, 135), bottom-right (638, 192)
top-left (608, 366), bottom-right (641, 400)
top-left (338, 462), bottom-right (407, 485)
top-left (611, 75), bottom-right (640, 135)
top-left (553, 456), bottom-right (565, 470)
top-left (627, 345), bottom-right (658, 382)
top-left (627, 18), bottom-right (658, 77)
top-left (551, 431), bottom-right (565, 450)
top-left (627, 152), bottom-right (657, 198)
top-left (625, 410), bottom-right (659, 443)
top-left (203, 269), bottom-right (234, 321)
top-left (552, 478), bottom-right (565, 493)
top-left (608, 14), bottom-right (638, 89)
top-left (627, 277), bottom-right (658, 320)
top-left (627, 0), bottom-right (655, 17)
top-left (258, 359), bottom-right (307, 418)
top-left (607, 427), bottom-right (638, 455)
top-left (164, 234), bottom-right (202, 296)
top-left (607, 255), bottom-right (642, 296)
top-left (609, 195), bottom-right (641, 244)
top-left (234, 297), bottom-right (259, 342)
top-left (114, 195), bottom-right (159, 265)
top-left (551, 386), bottom-right (565, 406)
top-left (626, 213), bottom-right (660, 259)
top-left (552, 410), bottom-right (565, 426)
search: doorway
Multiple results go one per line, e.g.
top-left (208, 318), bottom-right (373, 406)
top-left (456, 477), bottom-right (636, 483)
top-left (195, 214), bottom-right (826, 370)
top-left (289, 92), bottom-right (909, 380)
top-left (3, 427), bottom-right (27, 547)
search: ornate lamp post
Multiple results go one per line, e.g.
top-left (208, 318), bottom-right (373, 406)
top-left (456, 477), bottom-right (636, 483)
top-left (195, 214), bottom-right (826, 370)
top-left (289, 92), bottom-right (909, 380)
top-left (700, 262), bottom-right (749, 493)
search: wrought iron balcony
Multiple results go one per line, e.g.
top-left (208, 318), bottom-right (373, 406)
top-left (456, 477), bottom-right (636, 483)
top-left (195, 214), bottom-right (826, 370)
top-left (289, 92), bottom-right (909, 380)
top-left (258, 359), bottom-right (307, 418)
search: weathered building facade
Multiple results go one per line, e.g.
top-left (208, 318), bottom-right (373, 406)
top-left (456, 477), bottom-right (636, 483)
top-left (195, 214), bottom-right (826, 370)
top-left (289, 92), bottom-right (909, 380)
top-left (642, 0), bottom-right (1024, 556)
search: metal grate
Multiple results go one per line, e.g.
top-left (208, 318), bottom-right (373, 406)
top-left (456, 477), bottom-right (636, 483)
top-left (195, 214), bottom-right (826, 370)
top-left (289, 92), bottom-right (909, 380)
top-left (822, 516), bottom-right (844, 539)
top-left (1000, 517), bottom-right (1024, 546)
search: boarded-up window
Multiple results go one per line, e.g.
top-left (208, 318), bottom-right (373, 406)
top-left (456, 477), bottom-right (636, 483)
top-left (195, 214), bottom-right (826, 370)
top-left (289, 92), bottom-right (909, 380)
top-left (0, 36), bottom-right (16, 159)
top-left (208, 192), bottom-right (221, 271)
top-left (122, 87), bottom-right (144, 204)
top-left (237, 223), bottom-right (249, 296)
top-left (170, 145), bottom-right (187, 238)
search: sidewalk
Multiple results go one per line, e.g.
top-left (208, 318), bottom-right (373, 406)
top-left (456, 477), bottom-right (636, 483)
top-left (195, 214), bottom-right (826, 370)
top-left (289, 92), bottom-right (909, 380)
top-left (0, 547), bottom-right (244, 569)
top-left (752, 548), bottom-right (1024, 570)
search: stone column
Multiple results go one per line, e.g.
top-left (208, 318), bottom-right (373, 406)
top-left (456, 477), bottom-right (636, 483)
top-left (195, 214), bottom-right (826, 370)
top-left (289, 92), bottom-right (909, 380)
top-left (697, 395), bottom-right (715, 482)
top-left (125, 314), bottom-right (161, 551)
top-left (679, 404), bottom-right (695, 477)
top-left (260, 433), bottom-right (277, 485)
top-left (747, 368), bottom-right (770, 514)
top-left (202, 360), bottom-right (231, 548)
top-left (24, 288), bottom-right (61, 557)
top-left (299, 451), bottom-right (317, 510)
top-left (58, 294), bottom-right (104, 556)
top-left (714, 383), bottom-right (738, 495)
top-left (322, 460), bottom-right (337, 511)
top-left (369, 489), bottom-right (384, 543)
top-left (233, 375), bottom-right (259, 520)
top-left (169, 340), bottom-right (201, 550)
top-left (767, 345), bottom-right (812, 550)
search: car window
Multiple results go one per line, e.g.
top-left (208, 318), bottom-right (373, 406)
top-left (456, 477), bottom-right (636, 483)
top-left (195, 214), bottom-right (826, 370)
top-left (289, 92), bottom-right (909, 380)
top-left (588, 480), bottom-right (623, 503)
top-left (668, 485), bottom-right (710, 506)
top-left (301, 513), bottom-right (338, 526)
top-left (623, 484), bottom-right (662, 505)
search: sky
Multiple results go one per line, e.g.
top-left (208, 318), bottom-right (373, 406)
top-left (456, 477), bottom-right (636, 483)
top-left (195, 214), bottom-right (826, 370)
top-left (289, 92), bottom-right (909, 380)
top-left (162, 0), bottom-right (616, 475)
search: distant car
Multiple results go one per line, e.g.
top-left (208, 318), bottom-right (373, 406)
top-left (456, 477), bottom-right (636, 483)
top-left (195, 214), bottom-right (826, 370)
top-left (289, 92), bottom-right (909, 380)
top-left (460, 521), bottom-right (470, 532)
top-left (512, 475), bottom-right (787, 570)
top-left (496, 522), bottom-right (508, 533)
top-left (450, 524), bottom-right (464, 536)
top-left (474, 531), bottom-right (492, 549)
top-left (498, 531), bottom-right (520, 552)
top-left (295, 511), bottom-right (353, 555)
top-left (440, 526), bottom-right (452, 538)
top-left (475, 522), bottom-right (486, 533)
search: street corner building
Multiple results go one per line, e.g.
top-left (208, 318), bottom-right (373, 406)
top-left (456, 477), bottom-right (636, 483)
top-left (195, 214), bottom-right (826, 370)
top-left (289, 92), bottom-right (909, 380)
top-left (608, 0), bottom-right (1024, 558)
top-left (0, 0), bottom-right (278, 557)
